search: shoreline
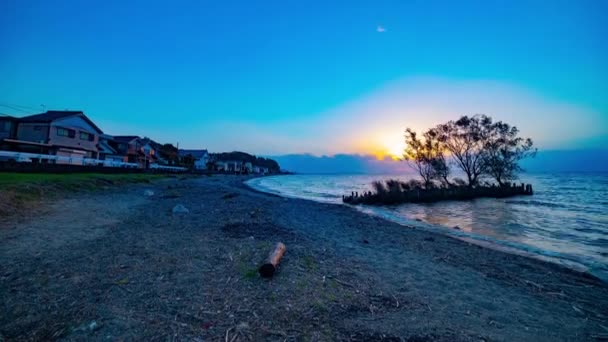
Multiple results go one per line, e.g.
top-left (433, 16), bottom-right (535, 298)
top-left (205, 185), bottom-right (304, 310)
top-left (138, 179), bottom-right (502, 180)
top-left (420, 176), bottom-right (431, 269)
top-left (245, 174), bottom-right (607, 283)
top-left (2, 175), bottom-right (607, 340)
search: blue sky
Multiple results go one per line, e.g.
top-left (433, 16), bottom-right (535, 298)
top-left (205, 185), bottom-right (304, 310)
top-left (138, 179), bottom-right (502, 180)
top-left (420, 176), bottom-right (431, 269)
top-left (1, 0), bottom-right (606, 155)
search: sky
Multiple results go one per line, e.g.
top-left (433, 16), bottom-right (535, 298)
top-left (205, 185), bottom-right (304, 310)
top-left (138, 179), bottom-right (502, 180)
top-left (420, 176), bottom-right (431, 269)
top-left (1, 0), bottom-right (607, 157)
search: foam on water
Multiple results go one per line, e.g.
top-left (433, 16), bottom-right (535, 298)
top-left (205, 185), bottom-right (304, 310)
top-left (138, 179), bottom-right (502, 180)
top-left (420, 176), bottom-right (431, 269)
top-left (247, 173), bottom-right (608, 281)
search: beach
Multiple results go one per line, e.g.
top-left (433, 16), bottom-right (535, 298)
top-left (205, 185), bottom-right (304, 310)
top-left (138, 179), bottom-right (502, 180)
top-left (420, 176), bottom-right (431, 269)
top-left (1, 175), bottom-right (607, 341)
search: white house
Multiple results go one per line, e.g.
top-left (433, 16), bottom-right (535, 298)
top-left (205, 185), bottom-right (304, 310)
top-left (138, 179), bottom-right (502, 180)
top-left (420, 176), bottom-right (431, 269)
top-left (253, 165), bottom-right (269, 174)
top-left (179, 149), bottom-right (209, 170)
top-left (214, 160), bottom-right (253, 173)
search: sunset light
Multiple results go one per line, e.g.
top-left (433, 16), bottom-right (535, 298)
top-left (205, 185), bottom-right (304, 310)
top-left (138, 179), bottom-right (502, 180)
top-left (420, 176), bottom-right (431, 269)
top-left (1, 1), bottom-right (606, 339)
top-left (369, 131), bottom-right (406, 160)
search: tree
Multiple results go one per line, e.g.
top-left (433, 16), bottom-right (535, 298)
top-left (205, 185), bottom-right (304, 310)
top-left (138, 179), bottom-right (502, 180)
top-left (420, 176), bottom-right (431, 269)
top-left (425, 128), bottom-right (451, 187)
top-left (434, 115), bottom-right (491, 187)
top-left (403, 128), bottom-right (442, 187)
top-left (483, 121), bottom-right (536, 186)
top-left (158, 143), bottom-right (179, 165)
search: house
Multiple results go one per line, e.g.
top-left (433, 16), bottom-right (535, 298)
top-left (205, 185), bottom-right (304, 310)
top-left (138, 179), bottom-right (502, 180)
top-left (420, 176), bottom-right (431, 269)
top-left (253, 165), bottom-right (270, 174)
top-left (141, 138), bottom-right (168, 165)
top-left (214, 160), bottom-right (237, 172)
top-left (97, 134), bottom-right (122, 162)
top-left (179, 149), bottom-right (209, 170)
top-left (213, 160), bottom-right (253, 173)
top-left (140, 138), bottom-right (161, 165)
top-left (0, 115), bottom-right (19, 149)
top-left (243, 162), bottom-right (253, 173)
top-left (112, 136), bottom-right (157, 168)
top-left (2, 110), bottom-right (103, 164)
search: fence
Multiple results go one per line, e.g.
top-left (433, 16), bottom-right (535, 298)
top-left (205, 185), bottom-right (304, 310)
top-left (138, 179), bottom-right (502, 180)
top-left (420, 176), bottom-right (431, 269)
top-left (0, 150), bottom-right (187, 173)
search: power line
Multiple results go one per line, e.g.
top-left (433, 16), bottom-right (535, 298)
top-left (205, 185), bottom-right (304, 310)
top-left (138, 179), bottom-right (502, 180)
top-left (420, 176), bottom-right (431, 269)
top-left (0, 104), bottom-right (32, 114)
top-left (0, 102), bottom-right (44, 114)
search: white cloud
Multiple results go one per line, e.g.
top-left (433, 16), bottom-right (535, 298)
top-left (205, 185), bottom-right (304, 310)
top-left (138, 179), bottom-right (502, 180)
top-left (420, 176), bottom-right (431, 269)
top-left (376, 25), bottom-right (386, 33)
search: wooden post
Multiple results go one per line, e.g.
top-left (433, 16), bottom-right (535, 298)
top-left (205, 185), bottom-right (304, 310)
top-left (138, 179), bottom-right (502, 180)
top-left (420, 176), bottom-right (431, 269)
top-left (259, 242), bottom-right (287, 278)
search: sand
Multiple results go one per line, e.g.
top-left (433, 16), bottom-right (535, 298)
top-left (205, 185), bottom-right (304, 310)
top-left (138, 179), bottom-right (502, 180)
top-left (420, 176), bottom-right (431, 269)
top-left (1, 175), bottom-right (607, 341)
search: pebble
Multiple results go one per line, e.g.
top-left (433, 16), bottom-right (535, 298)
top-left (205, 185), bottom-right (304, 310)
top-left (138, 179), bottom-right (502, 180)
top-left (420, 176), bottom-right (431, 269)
top-left (172, 204), bottom-right (190, 214)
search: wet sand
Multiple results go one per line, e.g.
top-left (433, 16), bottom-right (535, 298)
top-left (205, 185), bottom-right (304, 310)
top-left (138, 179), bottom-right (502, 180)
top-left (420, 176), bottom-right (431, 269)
top-left (1, 175), bottom-right (607, 341)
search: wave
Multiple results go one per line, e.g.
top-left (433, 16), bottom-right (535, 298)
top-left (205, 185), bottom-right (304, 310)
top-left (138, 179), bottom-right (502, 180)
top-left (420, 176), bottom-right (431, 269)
top-left (504, 199), bottom-right (567, 209)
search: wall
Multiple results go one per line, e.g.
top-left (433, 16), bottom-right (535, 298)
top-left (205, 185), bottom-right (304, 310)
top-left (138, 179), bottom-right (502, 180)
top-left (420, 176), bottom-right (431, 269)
top-left (0, 119), bottom-right (16, 140)
top-left (49, 122), bottom-right (99, 154)
top-left (16, 123), bottom-right (49, 143)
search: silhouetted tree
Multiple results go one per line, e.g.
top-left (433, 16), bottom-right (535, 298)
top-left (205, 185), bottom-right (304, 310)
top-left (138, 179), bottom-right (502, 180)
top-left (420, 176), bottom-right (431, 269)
top-left (483, 120), bottom-right (536, 186)
top-left (403, 128), bottom-right (437, 187)
top-left (434, 115), bottom-right (491, 187)
top-left (425, 128), bottom-right (451, 186)
top-left (158, 143), bottom-right (179, 165)
top-left (181, 154), bottom-right (195, 168)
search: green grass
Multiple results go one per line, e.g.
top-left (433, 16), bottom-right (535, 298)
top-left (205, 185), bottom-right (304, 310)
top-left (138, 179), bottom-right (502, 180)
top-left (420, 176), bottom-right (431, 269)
top-left (0, 172), bottom-right (167, 218)
top-left (0, 172), bottom-right (162, 186)
top-left (243, 268), bottom-right (259, 280)
top-left (303, 255), bottom-right (317, 271)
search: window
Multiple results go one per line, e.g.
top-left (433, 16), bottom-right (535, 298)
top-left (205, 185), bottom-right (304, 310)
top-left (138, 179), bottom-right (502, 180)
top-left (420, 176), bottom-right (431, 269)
top-left (57, 127), bottom-right (75, 138)
top-left (79, 131), bottom-right (94, 141)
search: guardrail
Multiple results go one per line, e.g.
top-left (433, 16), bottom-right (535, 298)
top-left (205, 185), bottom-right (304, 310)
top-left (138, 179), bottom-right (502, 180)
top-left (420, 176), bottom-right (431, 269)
top-left (0, 150), bottom-right (187, 171)
top-left (0, 150), bottom-right (139, 168)
top-left (150, 163), bottom-right (188, 172)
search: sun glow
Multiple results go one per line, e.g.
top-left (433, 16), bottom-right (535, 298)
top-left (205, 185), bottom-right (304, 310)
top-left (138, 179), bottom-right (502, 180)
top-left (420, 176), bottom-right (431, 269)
top-left (375, 132), bottom-right (405, 160)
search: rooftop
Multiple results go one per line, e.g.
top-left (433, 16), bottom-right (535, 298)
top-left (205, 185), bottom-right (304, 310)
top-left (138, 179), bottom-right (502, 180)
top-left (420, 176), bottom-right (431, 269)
top-left (113, 136), bottom-right (141, 143)
top-left (178, 149), bottom-right (209, 158)
top-left (19, 110), bottom-right (103, 134)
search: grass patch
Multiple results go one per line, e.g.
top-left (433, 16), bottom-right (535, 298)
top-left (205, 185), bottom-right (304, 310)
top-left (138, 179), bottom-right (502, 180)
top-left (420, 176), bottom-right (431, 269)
top-left (303, 255), bottom-right (317, 271)
top-left (243, 268), bottom-right (259, 280)
top-left (0, 172), bottom-right (166, 219)
top-left (0, 172), bottom-right (162, 186)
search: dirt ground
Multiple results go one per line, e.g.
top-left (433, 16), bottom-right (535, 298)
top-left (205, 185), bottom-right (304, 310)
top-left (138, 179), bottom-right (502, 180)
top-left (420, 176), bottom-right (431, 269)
top-left (1, 175), bottom-right (607, 341)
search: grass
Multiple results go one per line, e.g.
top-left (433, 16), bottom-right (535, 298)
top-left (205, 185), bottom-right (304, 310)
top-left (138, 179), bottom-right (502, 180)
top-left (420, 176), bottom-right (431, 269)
top-left (0, 172), bottom-right (166, 218)
top-left (0, 172), bottom-right (162, 186)
top-left (303, 255), bottom-right (317, 271)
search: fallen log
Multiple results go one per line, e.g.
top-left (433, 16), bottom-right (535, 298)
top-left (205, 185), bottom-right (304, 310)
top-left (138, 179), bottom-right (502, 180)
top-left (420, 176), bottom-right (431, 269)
top-left (259, 242), bottom-right (286, 278)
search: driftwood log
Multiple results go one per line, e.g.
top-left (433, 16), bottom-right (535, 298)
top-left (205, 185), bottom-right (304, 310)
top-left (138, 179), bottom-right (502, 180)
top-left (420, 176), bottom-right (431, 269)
top-left (259, 242), bottom-right (286, 278)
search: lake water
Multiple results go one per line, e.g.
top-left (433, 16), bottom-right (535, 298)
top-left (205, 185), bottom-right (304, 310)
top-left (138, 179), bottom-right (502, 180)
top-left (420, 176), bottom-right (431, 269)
top-left (247, 173), bottom-right (608, 281)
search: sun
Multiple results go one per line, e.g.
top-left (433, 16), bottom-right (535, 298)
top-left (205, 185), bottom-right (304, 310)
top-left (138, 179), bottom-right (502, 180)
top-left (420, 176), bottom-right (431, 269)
top-left (378, 133), bottom-right (405, 160)
top-left (386, 142), bottom-right (405, 160)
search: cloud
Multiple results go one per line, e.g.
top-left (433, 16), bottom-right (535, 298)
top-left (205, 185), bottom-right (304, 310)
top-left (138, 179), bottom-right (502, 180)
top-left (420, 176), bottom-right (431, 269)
top-left (376, 25), bottom-right (386, 33)
top-left (270, 153), bottom-right (412, 174)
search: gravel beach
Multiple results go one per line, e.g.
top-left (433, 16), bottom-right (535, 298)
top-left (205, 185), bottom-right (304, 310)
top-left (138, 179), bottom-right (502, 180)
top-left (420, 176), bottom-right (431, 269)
top-left (1, 175), bottom-right (607, 341)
